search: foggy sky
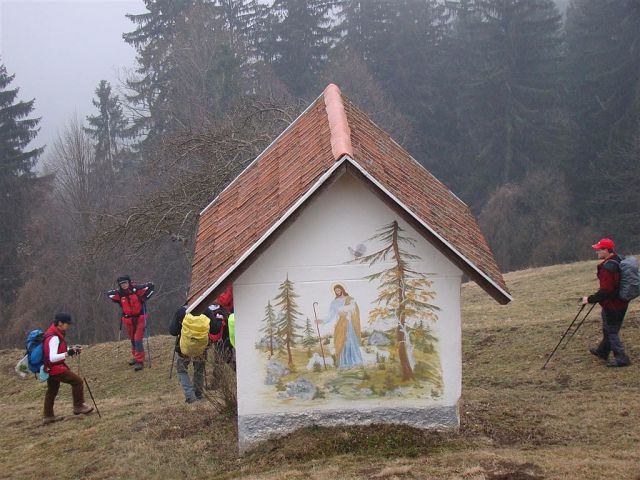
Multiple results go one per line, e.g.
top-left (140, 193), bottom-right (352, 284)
top-left (0, 0), bottom-right (144, 161)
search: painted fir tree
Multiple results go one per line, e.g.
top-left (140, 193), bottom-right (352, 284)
top-left (353, 221), bottom-right (439, 381)
top-left (302, 317), bottom-right (316, 357)
top-left (260, 300), bottom-right (278, 357)
top-left (274, 274), bottom-right (303, 367)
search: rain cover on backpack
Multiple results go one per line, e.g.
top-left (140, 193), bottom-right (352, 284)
top-left (180, 314), bottom-right (210, 357)
top-left (618, 256), bottom-right (640, 301)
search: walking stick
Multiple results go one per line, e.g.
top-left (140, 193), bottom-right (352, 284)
top-left (563, 303), bottom-right (597, 348)
top-left (169, 349), bottom-right (176, 379)
top-left (116, 318), bottom-right (122, 359)
top-left (75, 354), bottom-right (101, 418)
top-left (312, 302), bottom-right (327, 370)
top-left (143, 303), bottom-right (152, 368)
top-left (542, 304), bottom-right (585, 369)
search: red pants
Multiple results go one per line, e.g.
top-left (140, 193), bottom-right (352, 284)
top-left (123, 315), bottom-right (146, 363)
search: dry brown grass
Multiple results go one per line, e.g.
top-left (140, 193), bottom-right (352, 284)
top-left (0, 258), bottom-right (639, 479)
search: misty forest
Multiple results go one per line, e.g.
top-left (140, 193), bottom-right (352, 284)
top-left (1, 0), bottom-right (639, 347)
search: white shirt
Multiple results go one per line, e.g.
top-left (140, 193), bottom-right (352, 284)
top-left (48, 336), bottom-right (67, 363)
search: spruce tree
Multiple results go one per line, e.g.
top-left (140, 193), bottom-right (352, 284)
top-left (260, 300), bottom-right (278, 357)
top-left (85, 80), bottom-right (129, 175)
top-left (273, 274), bottom-right (303, 367)
top-left (123, 0), bottom-right (198, 137)
top-left (352, 221), bottom-right (439, 381)
top-left (302, 317), bottom-right (316, 357)
top-left (452, 0), bottom-right (565, 204)
top-left (338, 1), bottom-right (454, 180)
top-left (565, 0), bottom-right (640, 240)
top-left (0, 62), bottom-right (43, 303)
top-left (259, 0), bottom-right (340, 98)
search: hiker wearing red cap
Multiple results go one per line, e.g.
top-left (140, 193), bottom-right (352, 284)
top-left (581, 238), bottom-right (631, 367)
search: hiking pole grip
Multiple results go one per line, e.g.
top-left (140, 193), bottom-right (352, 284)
top-left (542, 303), bottom-right (586, 369)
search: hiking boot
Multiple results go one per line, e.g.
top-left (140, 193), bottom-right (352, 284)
top-left (607, 358), bottom-right (631, 368)
top-left (74, 404), bottom-right (94, 415)
top-left (134, 362), bottom-right (144, 371)
top-left (128, 358), bottom-right (137, 366)
top-left (589, 348), bottom-right (608, 360)
top-left (185, 397), bottom-right (197, 404)
top-left (42, 415), bottom-right (64, 425)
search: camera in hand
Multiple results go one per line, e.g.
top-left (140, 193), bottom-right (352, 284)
top-left (67, 345), bottom-right (82, 356)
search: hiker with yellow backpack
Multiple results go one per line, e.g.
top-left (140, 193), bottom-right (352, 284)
top-left (169, 304), bottom-right (229, 403)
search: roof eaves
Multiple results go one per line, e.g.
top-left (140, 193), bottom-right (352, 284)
top-left (187, 155), bottom-right (350, 313)
top-left (344, 155), bottom-right (512, 304)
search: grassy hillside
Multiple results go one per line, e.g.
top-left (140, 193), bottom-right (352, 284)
top-left (1, 259), bottom-right (638, 479)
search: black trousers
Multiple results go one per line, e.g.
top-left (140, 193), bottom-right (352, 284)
top-left (595, 307), bottom-right (629, 361)
top-left (44, 370), bottom-right (84, 417)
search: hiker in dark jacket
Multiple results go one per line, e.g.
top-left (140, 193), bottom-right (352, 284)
top-left (170, 305), bottom-right (211, 403)
top-left (42, 313), bottom-right (93, 424)
top-left (582, 238), bottom-right (631, 367)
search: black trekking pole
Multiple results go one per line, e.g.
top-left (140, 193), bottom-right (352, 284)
top-left (75, 353), bottom-right (102, 418)
top-left (116, 318), bottom-right (122, 359)
top-left (143, 303), bottom-right (152, 368)
top-left (169, 349), bottom-right (176, 379)
top-left (542, 304), bottom-right (586, 370)
top-left (562, 303), bottom-right (597, 348)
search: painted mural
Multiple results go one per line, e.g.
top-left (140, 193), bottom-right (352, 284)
top-left (255, 221), bottom-right (443, 404)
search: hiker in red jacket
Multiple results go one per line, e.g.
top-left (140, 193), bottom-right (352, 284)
top-left (107, 275), bottom-right (154, 371)
top-left (217, 285), bottom-right (233, 313)
top-left (582, 238), bottom-right (631, 367)
top-left (42, 313), bottom-right (93, 424)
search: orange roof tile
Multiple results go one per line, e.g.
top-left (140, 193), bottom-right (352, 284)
top-left (188, 84), bottom-right (510, 310)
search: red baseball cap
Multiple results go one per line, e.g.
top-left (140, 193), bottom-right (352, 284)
top-left (592, 238), bottom-right (615, 250)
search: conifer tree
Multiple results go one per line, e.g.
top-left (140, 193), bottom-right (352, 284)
top-left (124, 0), bottom-right (248, 138)
top-left (452, 0), bottom-right (565, 204)
top-left (337, 1), bottom-right (454, 179)
top-left (85, 80), bottom-right (129, 175)
top-left (0, 62), bottom-right (43, 304)
top-left (260, 300), bottom-right (278, 357)
top-left (302, 317), bottom-right (316, 357)
top-left (259, 0), bottom-right (340, 98)
top-left (273, 274), bottom-right (303, 367)
top-left (352, 221), bottom-right (439, 381)
top-left (565, 0), bottom-right (640, 239)
top-left (123, 0), bottom-right (197, 137)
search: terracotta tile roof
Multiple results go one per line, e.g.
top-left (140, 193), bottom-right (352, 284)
top-left (188, 85), bottom-right (510, 310)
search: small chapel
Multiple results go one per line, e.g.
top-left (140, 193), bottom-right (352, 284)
top-left (187, 84), bottom-right (511, 450)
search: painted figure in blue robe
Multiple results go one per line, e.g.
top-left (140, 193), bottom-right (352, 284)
top-left (318, 284), bottom-right (363, 368)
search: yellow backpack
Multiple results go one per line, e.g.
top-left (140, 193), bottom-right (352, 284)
top-left (179, 313), bottom-right (210, 357)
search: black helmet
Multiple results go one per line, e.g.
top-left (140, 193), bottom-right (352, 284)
top-left (117, 275), bottom-right (131, 285)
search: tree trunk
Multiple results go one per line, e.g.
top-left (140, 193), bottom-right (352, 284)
top-left (286, 329), bottom-right (293, 367)
top-left (391, 221), bottom-right (414, 381)
top-left (269, 333), bottom-right (274, 357)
